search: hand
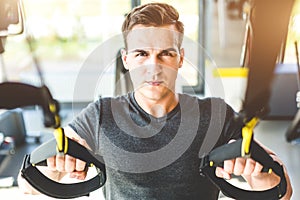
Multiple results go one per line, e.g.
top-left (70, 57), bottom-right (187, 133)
top-left (47, 137), bottom-right (88, 180)
top-left (18, 127), bottom-right (90, 195)
top-left (215, 156), bottom-right (264, 180)
top-left (47, 154), bottom-right (87, 180)
top-left (215, 139), bottom-right (269, 180)
top-left (215, 139), bottom-right (265, 180)
top-left (18, 154), bottom-right (87, 195)
top-left (215, 154), bottom-right (293, 199)
top-left (214, 139), bottom-right (292, 197)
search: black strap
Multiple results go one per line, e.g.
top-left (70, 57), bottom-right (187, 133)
top-left (21, 137), bottom-right (106, 199)
top-left (199, 139), bottom-right (287, 200)
top-left (286, 108), bottom-right (300, 142)
top-left (0, 82), bottom-right (43, 109)
top-left (0, 82), bottom-right (60, 128)
top-left (0, 82), bottom-right (105, 198)
top-left (241, 0), bottom-right (294, 121)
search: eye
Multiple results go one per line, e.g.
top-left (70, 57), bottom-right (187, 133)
top-left (160, 50), bottom-right (176, 57)
top-left (135, 51), bottom-right (148, 57)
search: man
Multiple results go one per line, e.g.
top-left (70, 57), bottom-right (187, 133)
top-left (18, 3), bottom-right (292, 199)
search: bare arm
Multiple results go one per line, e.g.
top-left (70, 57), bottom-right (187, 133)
top-left (18, 126), bottom-right (89, 195)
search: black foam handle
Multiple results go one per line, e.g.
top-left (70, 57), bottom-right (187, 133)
top-left (208, 139), bottom-right (242, 165)
top-left (199, 139), bottom-right (287, 200)
top-left (206, 139), bottom-right (273, 173)
top-left (21, 154), bottom-right (105, 199)
top-left (21, 135), bottom-right (107, 199)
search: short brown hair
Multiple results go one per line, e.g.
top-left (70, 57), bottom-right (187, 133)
top-left (122, 3), bottom-right (184, 49)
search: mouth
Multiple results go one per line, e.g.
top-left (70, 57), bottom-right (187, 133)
top-left (145, 81), bottom-right (163, 86)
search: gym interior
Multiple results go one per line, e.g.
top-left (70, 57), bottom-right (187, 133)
top-left (0, 0), bottom-right (300, 199)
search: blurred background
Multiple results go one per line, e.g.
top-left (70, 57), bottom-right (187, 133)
top-left (0, 0), bottom-right (300, 199)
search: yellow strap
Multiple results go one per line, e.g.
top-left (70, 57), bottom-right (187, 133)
top-left (54, 115), bottom-right (61, 128)
top-left (241, 117), bottom-right (259, 156)
top-left (49, 102), bottom-right (61, 128)
top-left (49, 103), bottom-right (56, 113)
top-left (53, 127), bottom-right (68, 154)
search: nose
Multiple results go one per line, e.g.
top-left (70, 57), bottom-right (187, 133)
top-left (145, 55), bottom-right (162, 76)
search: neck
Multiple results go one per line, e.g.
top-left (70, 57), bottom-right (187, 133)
top-left (134, 92), bottom-right (179, 118)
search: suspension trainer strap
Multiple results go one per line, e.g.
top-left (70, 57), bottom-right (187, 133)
top-left (0, 82), bottom-right (60, 128)
top-left (21, 129), bottom-right (106, 199)
top-left (199, 139), bottom-right (287, 200)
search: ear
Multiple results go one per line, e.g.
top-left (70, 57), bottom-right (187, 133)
top-left (179, 48), bottom-right (185, 68)
top-left (121, 48), bottom-right (129, 70)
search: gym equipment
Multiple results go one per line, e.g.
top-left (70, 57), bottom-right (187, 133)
top-left (0, 1), bottom-right (106, 198)
top-left (199, 0), bottom-right (294, 199)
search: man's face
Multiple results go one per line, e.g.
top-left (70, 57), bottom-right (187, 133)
top-left (122, 25), bottom-right (184, 101)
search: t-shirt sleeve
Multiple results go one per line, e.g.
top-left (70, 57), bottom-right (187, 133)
top-left (68, 100), bottom-right (101, 152)
top-left (211, 98), bottom-right (242, 147)
top-left (222, 103), bottom-right (242, 142)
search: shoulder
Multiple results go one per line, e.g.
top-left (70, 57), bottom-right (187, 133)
top-left (179, 94), bottom-right (237, 123)
top-left (92, 93), bottom-right (131, 108)
top-left (179, 94), bottom-right (230, 109)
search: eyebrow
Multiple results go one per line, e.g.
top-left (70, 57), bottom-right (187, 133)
top-left (127, 49), bottom-right (146, 54)
top-left (128, 48), bottom-right (178, 54)
top-left (162, 48), bottom-right (178, 53)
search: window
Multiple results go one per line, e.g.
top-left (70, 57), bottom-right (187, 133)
top-left (2, 0), bottom-right (132, 102)
top-left (1, 0), bottom-right (248, 102)
top-left (284, 0), bottom-right (300, 63)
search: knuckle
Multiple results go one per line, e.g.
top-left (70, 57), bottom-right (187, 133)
top-left (47, 157), bottom-right (56, 170)
top-left (243, 159), bottom-right (255, 175)
top-left (233, 158), bottom-right (246, 175)
top-left (65, 155), bottom-right (75, 172)
top-left (56, 155), bottom-right (65, 171)
top-left (215, 167), bottom-right (224, 178)
top-left (223, 160), bottom-right (234, 173)
top-left (75, 159), bottom-right (86, 171)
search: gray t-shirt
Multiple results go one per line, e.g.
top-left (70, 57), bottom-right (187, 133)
top-left (69, 92), bottom-right (241, 200)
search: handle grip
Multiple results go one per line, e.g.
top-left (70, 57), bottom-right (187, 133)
top-left (21, 131), bottom-right (106, 199)
top-left (199, 139), bottom-right (287, 200)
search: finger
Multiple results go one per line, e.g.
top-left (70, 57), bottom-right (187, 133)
top-left (243, 158), bottom-right (256, 176)
top-left (47, 156), bottom-right (56, 171)
top-left (73, 137), bottom-right (88, 171)
top-left (70, 171), bottom-right (87, 180)
top-left (215, 166), bottom-right (223, 177)
top-left (233, 157), bottom-right (246, 176)
top-left (46, 156), bottom-right (56, 171)
top-left (55, 154), bottom-right (66, 172)
top-left (223, 159), bottom-right (235, 174)
top-left (65, 155), bottom-right (76, 173)
top-left (215, 166), bottom-right (231, 180)
top-left (75, 158), bottom-right (86, 172)
top-left (252, 160), bottom-right (263, 176)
